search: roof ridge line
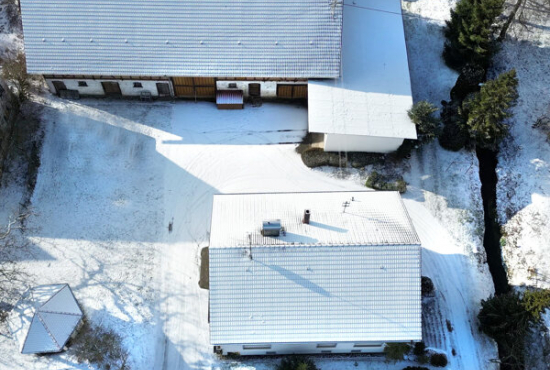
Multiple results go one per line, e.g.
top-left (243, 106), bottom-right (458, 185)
top-left (38, 309), bottom-right (82, 316)
top-left (37, 312), bottom-right (62, 350)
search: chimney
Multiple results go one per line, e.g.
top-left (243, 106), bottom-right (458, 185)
top-left (303, 209), bottom-right (311, 224)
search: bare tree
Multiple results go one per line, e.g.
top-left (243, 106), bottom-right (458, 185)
top-left (498, 0), bottom-right (527, 41)
top-left (1, 0), bottom-right (21, 29)
top-left (0, 212), bottom-right (31, 328)
top-left (1, 51), bottom-right (30, 103)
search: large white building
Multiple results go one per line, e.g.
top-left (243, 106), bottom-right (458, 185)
top-left (208, 191), bottom-right (422, 356)
top-left (19, 0), bottom-right (416, 153)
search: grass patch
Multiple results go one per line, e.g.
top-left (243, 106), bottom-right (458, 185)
top-left (301, 147), bottom-right (345, 168)
top-left (365, 171), bottom-right (407, 193)
top-left (199, 247), bottom-right (209, 290)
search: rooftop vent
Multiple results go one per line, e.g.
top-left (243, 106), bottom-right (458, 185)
top-left (303, 209), bottom-right (311, 224)
top-left (262, 220), bottom-right (281, 237)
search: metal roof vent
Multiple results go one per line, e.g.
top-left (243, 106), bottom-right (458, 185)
top-left (262, 220), bottom-right (281, 237)
top-left (303, 209), bottom-right (311, 224)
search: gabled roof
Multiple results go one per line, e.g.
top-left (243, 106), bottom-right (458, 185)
top-left (308, 0), bottom-right (417, 139)
top-left (19, 284), bottom-right (83, 354)
top-left (209, 191), bottom-right (422, 345)
top-left (209, 191), bottom-right (421, 248)
top-left (20, 0), bottom-right (343, 78)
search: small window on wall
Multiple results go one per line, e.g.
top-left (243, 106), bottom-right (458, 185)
top-left (353, 343), bottom-right (382, 348)
top-left (316, 343), bottom-right (337, 348)
top-left (228, 83), bottom-right (237, 88)
top-left (243, 344), bottom-right (271, 350)
top-left (78, 81), bottom-right (88, 87)
top-left (133, 82), bottom-right (143, 88)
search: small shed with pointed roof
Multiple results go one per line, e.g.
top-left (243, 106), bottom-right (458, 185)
top-left (13, 284), bottom-right (83, 354)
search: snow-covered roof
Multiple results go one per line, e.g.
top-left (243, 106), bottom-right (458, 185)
top-left (209, 191), bottom-right (422, 345)
top-left (20, 0), bottom-right (343, 78)
top-left (308, 0), bottom-right (417, 140)
top-left (17, 285), bottom-right (83, 354)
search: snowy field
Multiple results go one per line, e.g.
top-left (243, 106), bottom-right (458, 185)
top-left (0, 0), bottom-right (505, 369)
top-left (493, 0), bottom-right (550, 289)
top-left (0, 94), bottom-right (496, 370)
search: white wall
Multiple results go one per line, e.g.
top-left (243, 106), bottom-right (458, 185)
top-left (46, 79), bottom-right (174, 97)
top-left (323, 133), bottom-right (405, 153)
top-left (218, 342), bottom-right (386, 356)
top-left (216, 80), bottom-right (307, 98)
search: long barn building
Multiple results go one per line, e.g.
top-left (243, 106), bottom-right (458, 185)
top-left (20, 0), bottom-right (417, 153)
top-left (21, 0), bottom-right (342, 99)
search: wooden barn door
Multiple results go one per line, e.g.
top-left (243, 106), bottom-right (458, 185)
top-left (52, 81), bottom-right (67, 95)
top-left (172, 77), bottom-right (215, 98)
top-left (101, 82), bottom-right (122, 96)
top-left (277, 84), bottom-right (308, 99)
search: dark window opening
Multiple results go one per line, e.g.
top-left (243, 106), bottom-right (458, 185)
top-left (78, 81), bottom-right (88, 87)
top-left (133, 82), bottom-right (143, 88)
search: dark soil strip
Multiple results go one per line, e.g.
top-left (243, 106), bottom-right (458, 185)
top-left (476, 147), bottom-right (510, 294)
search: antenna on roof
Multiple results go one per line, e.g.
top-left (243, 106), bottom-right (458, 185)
top-left (248, 233), bottom-right (253, 260)
top-left (342, 201), bottom-right (350, 213)
top-left (330, 0), bottom-right (342, 18)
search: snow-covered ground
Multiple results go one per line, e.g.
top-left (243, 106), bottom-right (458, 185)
top-left (494, 1), bottom-right (550, 289)
top-left (0, 95), bottom-right (496, 370)
top-left (0, 0), bottom-right (503, 369)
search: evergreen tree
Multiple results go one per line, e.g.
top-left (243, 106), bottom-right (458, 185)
top-left (464, 69), bottom-right (518, 150)
top-left (408, 101), bottom-right (440, 143)
top-left (478, 292), bottom-right (532, 370)
top-left (443, 0), bottom-right (505, 71)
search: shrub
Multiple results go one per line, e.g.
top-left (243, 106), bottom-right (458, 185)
top-left (464, 69), bottom-right (519, 150)
top-left (277, 356), bottom-right (318, 370)
top-left (69, 318), bottom-right (129, 370)
top-left (384, 342), bottom-right (411, 362)
top-left (430, 353), bottom-right (448, 367)
top-left (413, 341), bottom-right (427, 356)
top-left (1, 51), bottom-right (31, 103)
top-left (443, 0), bottom-right (505, 71)
top-left (403, 367), bottom-right (429, 370)
top-left (301, 147), bottom-right (343, 168)
top-left (522, 289), bottom-right (550, 320)
top-left (408, 101), bottom-right (440, 142)
top-left (421, 276), bottom-right (434, 297)
top-left (365, 171), bottom-right (407, 193)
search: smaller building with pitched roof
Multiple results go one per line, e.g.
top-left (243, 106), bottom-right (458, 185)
top-left (11, 284), bottom-right (83, 354)
top-left (208, 191), bottom-right (422, 355)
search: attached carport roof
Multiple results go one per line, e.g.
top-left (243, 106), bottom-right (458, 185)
top-left (308, 0), bottom-right (417, 140)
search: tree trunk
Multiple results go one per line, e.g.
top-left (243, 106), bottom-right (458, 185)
top-left (498, 0), bottom-right (526, 41)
